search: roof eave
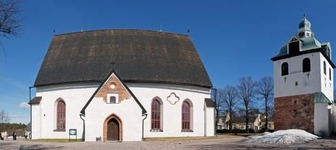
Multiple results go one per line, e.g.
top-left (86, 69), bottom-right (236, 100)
top-left (271, 48), bottom-right (336, 68)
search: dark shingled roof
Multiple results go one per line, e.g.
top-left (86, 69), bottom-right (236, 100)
top-left (28, 97), bottom-right (42, 105)
top-left (205, 98), bottom-right (215, 107)
top-left (34, 29), bottom-right (212, 88)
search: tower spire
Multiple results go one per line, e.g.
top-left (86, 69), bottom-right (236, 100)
top-left (297, 14), bottom-right (313, 38)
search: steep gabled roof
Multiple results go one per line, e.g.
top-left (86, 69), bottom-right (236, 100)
top-left (80, 69), bottom-right (146, 115)
top-left (34, 29), bottom-right (212, 88)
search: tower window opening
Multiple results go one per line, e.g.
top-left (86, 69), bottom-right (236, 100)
top-left (324, 61), bottom-right (326, 75)
top-left (288, 41), bottom-right (300, 55)
top-left (302, 58), bottom-right (311, 72)
top-left (281, 62), bottom-right (289, 76)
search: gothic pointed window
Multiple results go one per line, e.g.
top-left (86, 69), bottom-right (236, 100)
top-left (302, 58), bottom-right (311, 72)
top-left (56, 100), bottom-right (66, 131)
top-left (182, 101), bottom-right (191, 131)
top-left (151, 99), bottom-right (162, 130)
top-left (281, 62), bottom-right (289, 76)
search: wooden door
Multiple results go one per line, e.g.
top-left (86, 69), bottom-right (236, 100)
top-left (107, 118), bottom-right (119, 141)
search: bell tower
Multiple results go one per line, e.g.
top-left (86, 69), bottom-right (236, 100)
top-left (271, 16), bottom-right (335, 136)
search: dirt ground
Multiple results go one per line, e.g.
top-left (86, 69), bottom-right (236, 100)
top-left (1, 135), bottom-right (336, 150)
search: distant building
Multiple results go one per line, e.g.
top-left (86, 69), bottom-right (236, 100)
top-left (271, 17), bottom-right (335, 136)
top-left (217, 114), bottom-right (275, 131)
top-left (29, 29), bottom-right (215, 141)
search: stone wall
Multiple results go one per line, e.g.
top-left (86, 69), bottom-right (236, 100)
top-left (274, 93), bottom-right (314, 133)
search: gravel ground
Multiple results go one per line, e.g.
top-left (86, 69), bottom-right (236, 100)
top-left (1, 136), bottom-right (336, 150)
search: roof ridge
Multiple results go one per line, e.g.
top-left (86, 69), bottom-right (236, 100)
top-left (54, 29), bottom-right (189, 37)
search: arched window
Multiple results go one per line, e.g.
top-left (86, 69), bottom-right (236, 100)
top-left (281, 62), bottom-right (289, 76)
top-left (302, 58), bottom-right (311, 72)
top-left (151, 99), bottom-right (161, 130)
top-left (324, 61), bottom-right (326, 75)
top-left (182, 101), bottom-right (191, 130)
top-left (329, 68), bottom-right (332, 80)
top-left (56, 100), bottom-right (66, 130)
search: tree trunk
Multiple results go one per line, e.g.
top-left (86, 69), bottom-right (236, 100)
top-left (245, 110), bottom-right (249, 133)
top-left (265, 98), bottom-right (268, 131)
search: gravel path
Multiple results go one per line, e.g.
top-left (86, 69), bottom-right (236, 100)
top-left (1, 136), bottom-right (336, 150)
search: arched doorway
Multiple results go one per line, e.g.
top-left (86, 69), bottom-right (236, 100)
top-left (104, 114), bottom-right (122, 141)
top-left (107, 118), bottom-right (119, 140)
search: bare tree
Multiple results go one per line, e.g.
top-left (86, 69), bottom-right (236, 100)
top-left (0, 109), bottom-right (10, 123)
top-left (256, 76), bottom-right (273, 131)
top-left (212, 88), bottom-right (225, 131)
top-left (221, 85), bottom-right (238, 131)
top-left (237, 76), bottom-right (256, 132)
top-left (0, 0), bottom-right (22, 36)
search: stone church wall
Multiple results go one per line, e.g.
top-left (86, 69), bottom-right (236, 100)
top-left (274, 93), bottom-right (314, 133)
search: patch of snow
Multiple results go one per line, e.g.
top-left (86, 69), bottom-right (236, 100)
top-left (244, 129), bottom-right (319, 144)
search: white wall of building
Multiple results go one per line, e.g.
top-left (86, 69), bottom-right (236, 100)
top-left (85, 97), bottom-right (143, 141)
top-left (31, 104), bottom-right (41, 139)
top-left (129, 83), bottom-right (212, 138)
top-left (314, 103), bottom-right (331, 136)
top-left (319, 55), bottom-right (334, 101)
top-left (274, 52), bottom-right (333, 100)
top-left (332, 105), bottom-right (336, 132)
top-left (205, 107), bottom-right (215, 136)
top-left (31, 83), bottom-right (213, 140)
top-left (33, 83), bottom-right (98, 139)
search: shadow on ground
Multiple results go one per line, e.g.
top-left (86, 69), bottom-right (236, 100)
top-left (19, 144), bottom-right (64, 150)
top-left (0, 142), bottom-right (64, 150)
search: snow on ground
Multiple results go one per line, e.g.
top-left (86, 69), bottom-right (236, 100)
top-left (244, 129), bottom-right (319, 144)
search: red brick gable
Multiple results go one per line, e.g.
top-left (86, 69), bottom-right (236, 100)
top-left (95, 73), bottom-right (131, 103)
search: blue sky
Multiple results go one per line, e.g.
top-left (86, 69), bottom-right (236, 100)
top-left (1, 0), bottom-right (336, 124)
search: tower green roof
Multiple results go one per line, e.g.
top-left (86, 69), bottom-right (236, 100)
top-left (298, 17), bottom-right (311, 32)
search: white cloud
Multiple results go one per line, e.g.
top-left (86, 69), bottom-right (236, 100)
top-left (19, 102), bottom-right (30, 109)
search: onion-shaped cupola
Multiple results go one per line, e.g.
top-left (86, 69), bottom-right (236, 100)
top-left (297, 15), bottom-right (314, 38)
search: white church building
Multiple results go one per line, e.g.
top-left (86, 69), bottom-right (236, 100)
top-left (272, 16), bottom-right (336, 136)
top-left (29, 29), bottom-right (215, 141)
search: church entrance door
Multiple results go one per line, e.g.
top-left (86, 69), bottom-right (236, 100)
top-left (107, 118), bottom-right (119, 141)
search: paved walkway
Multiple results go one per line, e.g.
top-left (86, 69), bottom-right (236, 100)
top-left (1, 136), bottom-right (336, 150)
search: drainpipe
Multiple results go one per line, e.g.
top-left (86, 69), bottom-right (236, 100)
top-left (80, 113), bottom-right (85, 141)
top-left (204, 105), bottom-right (207, 137)
top-left (214, 88), bottom-right (217, 135)
top-left (142, 114), bottom-right (148, 141)
top-left (29, 86), bottom-right (34, 139)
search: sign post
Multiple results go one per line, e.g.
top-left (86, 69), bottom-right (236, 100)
top-left (69, 129), bottom-right (77, 141)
